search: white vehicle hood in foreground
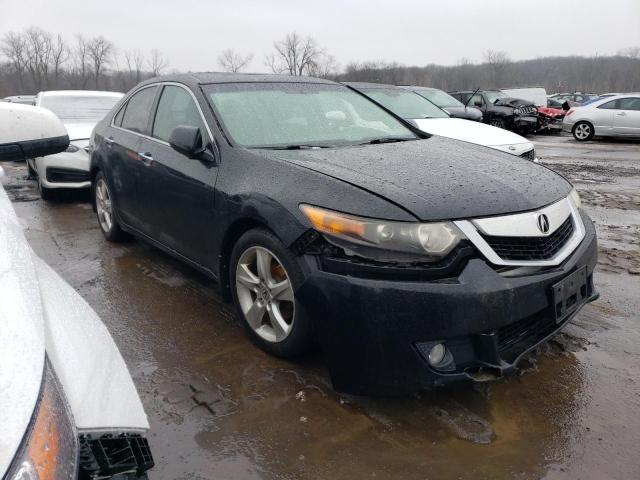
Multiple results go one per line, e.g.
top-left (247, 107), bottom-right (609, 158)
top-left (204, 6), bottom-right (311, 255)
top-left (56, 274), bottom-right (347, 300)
top-left (0, 185), bottom-right (148, 478)
top-left (414, 117), bottom-right (531, 148)
top-left (64, 122), bottom-right (95, 141)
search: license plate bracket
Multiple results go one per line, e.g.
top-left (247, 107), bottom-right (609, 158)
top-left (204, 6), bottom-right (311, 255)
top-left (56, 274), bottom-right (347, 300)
top-left (552, 266), bottom-right (588, 323)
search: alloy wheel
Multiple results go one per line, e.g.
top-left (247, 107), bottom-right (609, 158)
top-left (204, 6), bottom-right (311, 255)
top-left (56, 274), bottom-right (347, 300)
top-left (235, 246), bottom-right (295, 343)
top-left (574, 123), bottom-right (591, 140)
top-left (95, 178), bottom-right (113, 233)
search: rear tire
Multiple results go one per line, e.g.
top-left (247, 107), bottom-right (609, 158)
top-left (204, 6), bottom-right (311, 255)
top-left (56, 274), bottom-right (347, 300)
top-left (230, 228), bottom-right (313, 358)
top-left (572, 121), bottom-right (594, 141)
top-left (93, 171), bottom-right (128, 242)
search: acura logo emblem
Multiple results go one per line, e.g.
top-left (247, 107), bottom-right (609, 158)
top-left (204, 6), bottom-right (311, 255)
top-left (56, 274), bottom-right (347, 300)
top-left (537, 214), bottom-right (550, 234)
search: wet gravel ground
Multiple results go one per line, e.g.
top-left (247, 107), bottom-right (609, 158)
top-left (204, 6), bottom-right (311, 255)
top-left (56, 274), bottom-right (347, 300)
top-left (2, 133), bottom-right (639, 480)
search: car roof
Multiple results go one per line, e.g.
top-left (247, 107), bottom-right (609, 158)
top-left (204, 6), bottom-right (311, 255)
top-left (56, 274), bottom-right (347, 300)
top-left (38, 90), bottom-right (124, 97)
top-left (342, 82), bottom-right (400, 90)
top-left (399, 86), bottom-right (439, 91)
top-left (137, 72), bottom-right (338, 89)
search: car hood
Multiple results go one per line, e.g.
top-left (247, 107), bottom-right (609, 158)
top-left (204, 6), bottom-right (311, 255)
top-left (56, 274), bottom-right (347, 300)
top-left (442, 105), bottom-right (482, 117)
top-left (63, 122), bottom-right (95, 141)
top-left (493, 97), bottom-right (535, 108)
top-left (0, 185), bottom-right (148, 478)
top-left (267, 136), bottom-right (570, 221)
top-left (413, 118), bottom-right (530, 147)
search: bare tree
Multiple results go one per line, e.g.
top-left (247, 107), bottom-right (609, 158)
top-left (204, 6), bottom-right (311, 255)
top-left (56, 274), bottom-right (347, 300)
top-left (218, 49), bottom-right (253, 73)
top-left (266, 32), bottom-right (325, 76)
top-left (70, 35), bottom-right (91, 88)
top-left (23, 27), bottom-right (55, 91)
top-left (87, 36), bottom-right (114, 89)
top-left (148, 49), bottom-right (168, 76)
top-left (483, 50), bottom-right (511, 87)
top-left (306, 54), bottom-right (339, 79)
top-left (51, 34), bottom-right (68, 88)
top-left (618, 46), bottom-right (640, 59)
top-left (125, 50), bottom-right (145, 83)
top-left (1, 31), bottom-right (27, 90)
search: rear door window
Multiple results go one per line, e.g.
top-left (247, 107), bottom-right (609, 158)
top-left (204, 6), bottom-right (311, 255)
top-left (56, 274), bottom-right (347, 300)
top-left (152, 85), bottom-right (207, 142)
top-left (598, 100), bottom-right (619, 110)
top-left (121, 86), bottom-right (158, 135)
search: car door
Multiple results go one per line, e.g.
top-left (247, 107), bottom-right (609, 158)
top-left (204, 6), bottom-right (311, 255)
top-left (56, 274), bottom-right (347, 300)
top-left (137, 83), bottom-right (218, 266)
top-left (612, 97), bottom-right (640, 136)
top-left (592, 99), bottom-right (618, 134)
top-left (107, 85), bottom-right (159, 228)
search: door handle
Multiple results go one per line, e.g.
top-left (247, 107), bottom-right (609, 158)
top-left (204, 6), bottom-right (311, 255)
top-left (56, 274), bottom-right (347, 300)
top-left (616, 112), bottom-right (627, 116)
top-left (138, 152), bottom-right (154, 165)
top-left (104, 137), bottom-right (115, 147)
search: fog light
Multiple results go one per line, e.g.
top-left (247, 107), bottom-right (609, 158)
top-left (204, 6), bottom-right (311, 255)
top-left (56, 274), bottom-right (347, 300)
top-left (428, 343), bottom-right (446, 366)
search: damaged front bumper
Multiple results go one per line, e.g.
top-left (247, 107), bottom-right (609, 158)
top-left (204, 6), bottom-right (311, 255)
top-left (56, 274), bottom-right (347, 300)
top-left (297, 213), bottom-right (598, 396)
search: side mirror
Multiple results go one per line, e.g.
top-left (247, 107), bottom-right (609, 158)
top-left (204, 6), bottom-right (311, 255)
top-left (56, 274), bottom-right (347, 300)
top-left (0, 103), bottom-right (69, 161)
top-left (169, 125), bottom-right (206, 159)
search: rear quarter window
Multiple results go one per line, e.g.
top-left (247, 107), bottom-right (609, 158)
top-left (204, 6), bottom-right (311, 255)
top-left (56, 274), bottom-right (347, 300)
top-left (121, 86), bottom-right (158, 134)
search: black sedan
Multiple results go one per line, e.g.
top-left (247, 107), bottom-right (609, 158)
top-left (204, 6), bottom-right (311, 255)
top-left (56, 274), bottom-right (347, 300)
top-left (89, 74), bottom-right (598, 395)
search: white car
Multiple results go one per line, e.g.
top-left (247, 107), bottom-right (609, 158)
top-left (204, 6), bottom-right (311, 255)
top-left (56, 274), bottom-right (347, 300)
top-left (28, 90), bottom-right (124, 199)
top-left (562, 93), bottom-right (640, 141)
top-left (0, 102), bottom-right (153, 479)
top-left (348, 83), bottom-right (537, 160)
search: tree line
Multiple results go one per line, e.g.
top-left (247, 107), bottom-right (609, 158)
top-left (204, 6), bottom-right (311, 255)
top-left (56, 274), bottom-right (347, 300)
top-left (1, 27), bottom-right (639, 98)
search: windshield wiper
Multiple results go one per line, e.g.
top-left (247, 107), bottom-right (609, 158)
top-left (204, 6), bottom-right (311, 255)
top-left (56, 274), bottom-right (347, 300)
top-left (252, 144), bottom-right (330, 150)
top-left (360, 137), bottom-right (413, 145)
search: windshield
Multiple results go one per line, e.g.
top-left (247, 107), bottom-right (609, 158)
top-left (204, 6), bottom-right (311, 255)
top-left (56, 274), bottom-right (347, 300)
top-left (361, 88), bottom-right (449, 120)
top-left (485, 91), bottom-right (507, 104)
top-left (414, 89), bottom-right (463, 108)
top-left (204, 82), bottom-right (417, 148)
top-left (40, 94), bottom-right (122, 123)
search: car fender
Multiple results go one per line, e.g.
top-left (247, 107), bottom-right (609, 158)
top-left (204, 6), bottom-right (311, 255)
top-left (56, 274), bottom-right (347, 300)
top-left (35, 256), bottom-right (149, 433)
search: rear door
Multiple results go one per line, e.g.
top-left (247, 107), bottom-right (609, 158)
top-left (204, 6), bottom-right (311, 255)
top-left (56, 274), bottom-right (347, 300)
top-left (612, 97), bottom-right (640, 136)
top-left (137, 83), bottom-right (218, 266)
top-left (107, 85), bottom-right (159, 228)
top-left (592, 99), bottom-right (617, 134)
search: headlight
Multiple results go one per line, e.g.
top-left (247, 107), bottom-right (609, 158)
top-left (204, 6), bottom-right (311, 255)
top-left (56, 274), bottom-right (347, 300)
top-left (5, 360), bottom-right (77, 480)
top-left (300, 204), bottom-right (465, 261)
top-left (65, 144), bottom-right (79, 153)
top-left (569, 188), bottom-right (582, 209)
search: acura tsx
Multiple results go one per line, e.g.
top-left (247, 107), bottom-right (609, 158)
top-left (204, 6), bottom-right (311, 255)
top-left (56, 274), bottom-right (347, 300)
top-left (89, 73), bottom-right (598, 395)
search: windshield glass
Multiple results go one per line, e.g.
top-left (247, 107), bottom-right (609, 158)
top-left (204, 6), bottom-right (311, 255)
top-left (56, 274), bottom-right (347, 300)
top-left (40, 94), bottom-right (122, 123)
top-left (485, 91), bottom-right (507, 104)
top-left (204, 82), bottom-right (417, 148)
top-left (361, 88), bottom-right (449, 120)
top-left (415, 89), bottom-right (463, 108)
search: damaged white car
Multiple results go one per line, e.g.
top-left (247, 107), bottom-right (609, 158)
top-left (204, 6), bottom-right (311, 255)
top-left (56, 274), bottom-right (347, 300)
top-left (0, 102), bottom-right (154, 479)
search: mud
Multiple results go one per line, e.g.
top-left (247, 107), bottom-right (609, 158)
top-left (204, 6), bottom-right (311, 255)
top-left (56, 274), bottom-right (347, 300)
top-left (2, 133), bottom-right (639, 479)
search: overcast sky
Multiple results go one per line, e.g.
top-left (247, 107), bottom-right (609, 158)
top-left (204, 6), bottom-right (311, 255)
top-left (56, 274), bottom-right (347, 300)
top-left (1, 0), bottom-right (639, 72)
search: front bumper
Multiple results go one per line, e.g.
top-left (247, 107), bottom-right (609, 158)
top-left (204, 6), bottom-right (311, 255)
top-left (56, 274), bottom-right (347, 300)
top-left (35, 151), bottom-right (91, 189)
top-left (297, 213), bottom-right (598, 396)
top-left (513, 115), bottom-right (538, 132)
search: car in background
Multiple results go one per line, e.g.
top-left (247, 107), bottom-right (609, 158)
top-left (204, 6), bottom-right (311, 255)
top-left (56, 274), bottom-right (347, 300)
top-left (449, 90), bottom-right (538, 133)
top-left (399, 86), bottom-right (483, 121)
top-left (347, 82), bottom-right (536, 160)
top-left (28, 90), bottom-right (124, 199)
top-left (549, 92), bottom-right (599, 104)
top-left (89, 73), bottom-right (597, 395)
top-left (563, 93), bottom-right (640, 141)
top-left (501, 87), bottom-right (565, 132)
top-left (2, 95), bottom-right (36, 105)
top-left (0, 102), bottom-right (154, 480)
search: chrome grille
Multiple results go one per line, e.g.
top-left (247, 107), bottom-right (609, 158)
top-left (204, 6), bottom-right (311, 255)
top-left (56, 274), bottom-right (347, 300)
top-left (515, 105), bottom-right (537, 115)
top-left (480, 217), bottom-right (574, 261)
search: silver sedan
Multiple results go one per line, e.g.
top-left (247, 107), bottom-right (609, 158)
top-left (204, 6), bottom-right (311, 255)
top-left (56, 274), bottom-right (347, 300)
top-left (562, 93), bottom-right (640, 141)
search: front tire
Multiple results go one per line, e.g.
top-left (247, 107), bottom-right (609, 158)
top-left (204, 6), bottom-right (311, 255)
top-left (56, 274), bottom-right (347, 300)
top-left (37, 178), bottom-right (55, 201)
top-left (489, 117), bottom-right (506, 129)
top-left (230, 228), bottom-right (313, 358)
top-left (573, 121), bottom-right (594, 141)
top-left (93, 171), bottom-right (128, 242)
